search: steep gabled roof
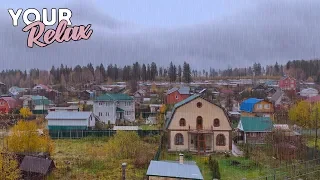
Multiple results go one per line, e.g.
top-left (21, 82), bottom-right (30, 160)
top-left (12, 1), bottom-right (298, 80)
top-left (0, 97), bottom-right (18, 109)
top-left (165, 94), bottom-right (230, 129)
top-left (238, 117), bottom-right (273, 132)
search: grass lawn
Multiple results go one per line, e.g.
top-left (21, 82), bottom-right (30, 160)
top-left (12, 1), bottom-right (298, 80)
top-left (161, 152), bottom-right (271, 180)
top-left (139, 124), bottom-right (160, 130)
top-left (50, 136), bottom-right (159, 180)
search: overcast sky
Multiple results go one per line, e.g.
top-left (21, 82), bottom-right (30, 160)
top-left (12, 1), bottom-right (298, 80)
top-left (1, 0), bottom-right (320, 71)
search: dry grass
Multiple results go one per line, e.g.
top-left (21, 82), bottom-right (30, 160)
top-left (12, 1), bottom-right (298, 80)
top-left (49, 136), bottom-right (159, 180)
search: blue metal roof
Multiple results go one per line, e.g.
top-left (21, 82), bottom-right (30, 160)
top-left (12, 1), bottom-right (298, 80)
top-left (240, 98), bottom-right (263, 113)
top-left (45, 111), bottom-right (92, 120)
top-left (147, 160), bottom-right (203, 180)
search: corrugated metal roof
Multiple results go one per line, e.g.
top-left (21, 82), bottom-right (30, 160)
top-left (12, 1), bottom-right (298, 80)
top-left (46, 111), bottom-right (92, 120)
top-left (240, 98), bottom-right (263, 113)
top-left (95, 93), bottom-right (133, 101)
top-left (270, 90), bottom-right (283, 102)
top-left (238, 117), bottom-right (273, 132)
top-left (178, 86), bottom-right (191, 95)
top-left (147, 160), bottom-right (203, 179)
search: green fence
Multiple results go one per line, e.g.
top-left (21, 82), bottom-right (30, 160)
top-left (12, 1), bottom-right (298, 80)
top-left (49, 129), bottom-right (161, 139)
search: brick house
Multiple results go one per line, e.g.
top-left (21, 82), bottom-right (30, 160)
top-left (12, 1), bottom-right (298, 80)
top-left (165, 86), bottom-right (191, 104)
top-left (278, 76), bottom-right (296, 91)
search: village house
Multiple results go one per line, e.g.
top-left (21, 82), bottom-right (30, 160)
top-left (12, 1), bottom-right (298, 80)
top-left (0, 96), bottom-right (20, 113)
top-left (93, 93), bottom-right (135, 124)
top-left (8, 86), bottom-right (28, 97)
top-left (48, 105), bottom-right (79, 112)
top-left (240, 98), bottom-right (274, 119)
top-left (46, 111), bottom-right (95, 130)
top-left (165, 86), bottom-right (191, 104)
top-left (165, 94), bottom-right (232, 153)
top-left (133, 89), bottom-right (148, 104)
top-left (299, 88), bottom-right (319, 98)
top-left (21, 95), bottom-right (54, 114)
top-left (278, 76), bottom-right (297, 91)
top-left (236, 116), bottom-right (273, 144)
top-left (146, 154), bottom-right (203, 180)
top-left (79, 90), bottom-right (95, 100)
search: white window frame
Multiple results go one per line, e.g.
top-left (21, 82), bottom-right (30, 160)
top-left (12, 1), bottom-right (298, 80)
top-left (264, 104), bottom-right (270, 109)
top-left (257, 104), bottom-right (263, 109)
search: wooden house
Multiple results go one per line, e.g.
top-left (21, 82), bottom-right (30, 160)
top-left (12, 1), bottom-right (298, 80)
top-left (240, 98), bottom-right (274, 119)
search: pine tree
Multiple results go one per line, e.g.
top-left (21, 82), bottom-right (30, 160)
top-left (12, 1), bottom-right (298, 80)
top-left (183, 62), bottom-right (192, 83)
top-left (178, 65), bottom-right (182, 82)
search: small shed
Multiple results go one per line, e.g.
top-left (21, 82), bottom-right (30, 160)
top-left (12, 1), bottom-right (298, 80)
top-left (19, 155), bottom-right (55, 180)
top-left (146, 159), bottom-right (203, 180)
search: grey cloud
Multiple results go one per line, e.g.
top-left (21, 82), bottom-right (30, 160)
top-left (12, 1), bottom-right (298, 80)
top-left (1, 0), bottom-right (320, 71)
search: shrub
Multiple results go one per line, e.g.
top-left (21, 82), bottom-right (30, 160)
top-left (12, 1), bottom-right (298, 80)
top-left (208, 155), bottom-right (221, 179)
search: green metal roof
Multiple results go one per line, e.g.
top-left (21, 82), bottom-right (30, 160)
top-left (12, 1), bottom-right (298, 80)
top-left (238, 117), bottom-right (273, 132)
top-left (95, 93), bottom-right (133, 101)
top-left (165, 94), bottom-right (201, 129)
top-left (116, 107), bottom-right (124, 112)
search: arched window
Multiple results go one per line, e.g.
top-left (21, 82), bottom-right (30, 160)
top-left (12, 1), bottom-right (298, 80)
top-left (179, 118), bottom-right (186, 126)
top-left (216, 134), bottom-right (226, 146)
top-left (196, 116), bottom-right (203, 129)
top-left (175, 133), bottom-right (184, 145)
top-left (213, 118), bottom-right (220, 127)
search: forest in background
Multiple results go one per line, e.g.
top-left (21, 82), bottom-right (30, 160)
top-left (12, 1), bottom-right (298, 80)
top-left (0, 60), bottom-right (320, 89)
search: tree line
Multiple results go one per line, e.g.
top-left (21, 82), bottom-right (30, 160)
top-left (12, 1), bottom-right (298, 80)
top-left (0, 60), bottom-right (318, 89)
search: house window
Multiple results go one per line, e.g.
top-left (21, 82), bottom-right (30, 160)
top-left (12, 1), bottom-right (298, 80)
top-left (196, 116), bottom-right (203, 130)
top-left (216, 134), bottom-right (226, 146)
top-left (257, 104), bottom-right (262, 109)
top-left (106, 112), bottom-right (109, 116)
top-left (179, 118), bottom-right (186, 126)
top-left (264, 104), bottom-right (270, 109)
top-left (213, 118), bottom-right (220, 127)
top-left (175, 133), bottom-right (184, 145)
top-left (197, 102), bottom-right (203, 108)
top-left (175, 95), bottom-right (179, 100)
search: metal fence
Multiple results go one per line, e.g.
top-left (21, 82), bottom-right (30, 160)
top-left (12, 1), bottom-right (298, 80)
top-left (252, 158), bottom-right (320, 180)
top-left (49, 129), bottom-right (161, 139)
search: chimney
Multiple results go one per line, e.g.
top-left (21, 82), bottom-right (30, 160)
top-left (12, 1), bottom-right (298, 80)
top-left (179, 153), bottom-right (184, 164)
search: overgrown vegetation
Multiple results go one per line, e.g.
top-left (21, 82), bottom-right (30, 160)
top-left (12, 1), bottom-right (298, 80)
top-left (50, 132), bottom-right (160, 179)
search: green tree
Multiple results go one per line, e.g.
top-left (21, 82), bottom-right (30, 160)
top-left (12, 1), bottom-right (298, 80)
top-left (183, 62), bottom-right (192, 83)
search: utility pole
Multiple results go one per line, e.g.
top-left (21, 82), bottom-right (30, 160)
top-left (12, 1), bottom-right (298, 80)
top-left (315, 109), bottom-right (318, 159)
top-left (122, 162), bottom-right (127, 180)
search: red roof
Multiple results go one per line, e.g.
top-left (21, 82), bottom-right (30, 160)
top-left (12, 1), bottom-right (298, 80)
top-left (1, 97), bottom-right (18, 109)
top-left (306, 95), bottom-right (320, 103)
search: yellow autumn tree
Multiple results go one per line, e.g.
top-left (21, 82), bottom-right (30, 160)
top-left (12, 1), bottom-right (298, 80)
top-left (5, 120), bottom-right (54, 155)
top-left (288, 101), bottom-right (311, 127)
top-left (0, 151), bottom-right (21, 180)
top-left (19, 107), bottom-right (32, 119)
